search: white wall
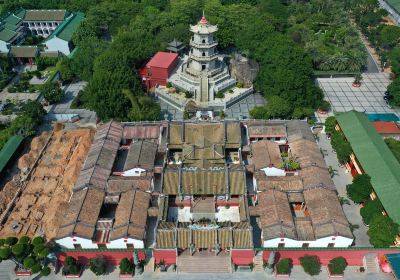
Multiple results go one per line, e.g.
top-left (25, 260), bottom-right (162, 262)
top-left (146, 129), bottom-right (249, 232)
top-left (262, 235), bottom-right (353, 248)
top-left (122, 167), bottom-right (146, 177)
top-left (56, 236), bottom-right (99, 249)
top-left (107, 238), bottom-right (144, 249)
top-left (56, 236), bottom-right (145, 249)
top-left (261, 167), bottom-right (285, 177)
top-left (0, 41), bottom-right (9, 53)
top-left (45, 37), bottom-right (70, 55)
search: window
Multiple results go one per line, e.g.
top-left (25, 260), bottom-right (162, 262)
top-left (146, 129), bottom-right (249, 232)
top-left (98, 244), bottom-right (107, 249)
top-left (202, 65), bottom-right (206, 70)
top-left (191, 48), bottom-right (193, 54)
top-left (202, 52), bottom-right (205, 57)
top-left (202, 39), bottom-right (206, 43)
top-left (328, 243), bottom-right (335, 248)
top-left (126, 243), bottom-right (134, 249)
top-left (278, 243), bottom-right (285, 248)
top-left (302, 243), bottom-right (309, 248)
top-left (73, 244), bottom-right (82, 249)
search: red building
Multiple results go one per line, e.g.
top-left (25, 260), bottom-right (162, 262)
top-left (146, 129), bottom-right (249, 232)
top-left (139, 52), bottom-right (179, 91)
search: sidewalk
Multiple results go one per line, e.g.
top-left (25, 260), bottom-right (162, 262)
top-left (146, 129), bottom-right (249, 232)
top-left (316, 129), bottom-right (372, 247)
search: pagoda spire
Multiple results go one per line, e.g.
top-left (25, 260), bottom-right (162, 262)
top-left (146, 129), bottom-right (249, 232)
top-left (200, 10), bottom-right (207, 25)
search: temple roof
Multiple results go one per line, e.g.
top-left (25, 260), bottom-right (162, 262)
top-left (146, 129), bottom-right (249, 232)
top-left (190, 15), bottom-right (218, 34)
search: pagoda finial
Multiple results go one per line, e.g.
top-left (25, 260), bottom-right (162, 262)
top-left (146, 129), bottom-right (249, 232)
top-left (200, 10), bottom-right (207, 25)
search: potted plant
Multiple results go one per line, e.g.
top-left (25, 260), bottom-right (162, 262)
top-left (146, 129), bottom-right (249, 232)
top-left (119, 258), bottom-right (134, 278)
top-left (328, 257), bottom-right (347, 278)
top-left (318, 100), bottom-right (331, 114)
top-left (300, 255), bottom-right (321, 276)
top-left (352, 73), bottom-right (363, 87)
top-left (276, 258), bottom-right (292, 277)
top-left (89, 256), bottom-right (107, 276)
top-left (158, 259), bottom-right (167, 272)
top-left (62, 256), bottom-right (81, 278)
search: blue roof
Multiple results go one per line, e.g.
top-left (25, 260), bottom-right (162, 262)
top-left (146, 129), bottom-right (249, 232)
top-left (386, 253), bottom-right (400, 279)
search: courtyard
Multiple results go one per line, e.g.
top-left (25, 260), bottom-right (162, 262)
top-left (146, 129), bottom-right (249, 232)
top-left (317, 73), bottom-right (399, 115)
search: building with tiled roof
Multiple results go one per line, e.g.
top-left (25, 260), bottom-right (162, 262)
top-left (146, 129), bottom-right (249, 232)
top-left (54, 119), bottom-right (352, 269)
top-left (372, 121), bottom-right (400, 140)
top-left (0, 8), bottom-right (84, 55)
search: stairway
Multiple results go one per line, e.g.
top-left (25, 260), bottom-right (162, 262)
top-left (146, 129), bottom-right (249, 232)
top-left (363, 253), bottom-right (379, 273)
top-left (253, 252), bottom-right (264, 272)
top-left (200, 75), bottom-right (209, 102)
top-left (177, 251), bottom-right (232, 273)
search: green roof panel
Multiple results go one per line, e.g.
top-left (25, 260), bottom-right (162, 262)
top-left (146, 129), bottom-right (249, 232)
top-left (336, 111), bottom-right (400, 224)
top-left (0, 135), bottom-right (23, 173)
top-left (0, 27), bottom-right (18, 42)
top-left (47, 12), bottom-right (85, 42)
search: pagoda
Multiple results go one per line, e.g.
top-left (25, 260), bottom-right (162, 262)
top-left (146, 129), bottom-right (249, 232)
top-left (168, 13), bottom-right (236, 104)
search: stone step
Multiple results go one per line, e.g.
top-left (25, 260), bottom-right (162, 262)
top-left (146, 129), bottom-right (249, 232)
top-left (177, 256), bottom-right (231, 273)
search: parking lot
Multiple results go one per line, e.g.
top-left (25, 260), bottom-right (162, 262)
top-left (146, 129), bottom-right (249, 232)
top-left (317, 73), bottom-right (400, 115)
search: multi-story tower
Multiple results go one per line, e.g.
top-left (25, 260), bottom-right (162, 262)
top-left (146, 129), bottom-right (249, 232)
top-left (169, 14), bottom-right (236, 105)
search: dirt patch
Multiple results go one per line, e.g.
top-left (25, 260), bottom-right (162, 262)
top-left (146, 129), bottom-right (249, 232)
top-left (0, 127), bottom-right (94, 239)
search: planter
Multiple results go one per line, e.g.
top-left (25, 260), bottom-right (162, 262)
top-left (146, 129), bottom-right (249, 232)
top-left (15, 270), bottom-right (32, 276)
top-left (352, 82), bottom-right (361, 88)
top-left (327, 267), bottom-right (344, 278)
top-left (276, 272), bottom-right (290, 278)
top-left (64, 274), bottom-right (81, 278)
top-left (119, 273), bottom-right (134, 278)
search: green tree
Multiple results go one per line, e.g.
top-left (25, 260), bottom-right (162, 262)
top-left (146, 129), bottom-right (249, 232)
top-left (328, 257), bottom-right (347, 275)
top-left (63, 256), bottom-right (80, 275)
top-left (56, 58), bottom-right (75, 81)
top-left (31, 236), bottom-right (44, 247)
top-left (325, 116), bottom-right (337, 134)
top-left (18, 236), bottom-right (30, 245)
top-left (389, 47), bottom-right (400, 76)
top-left (89, 256), bottom-right (107, 276)
top-left (276, 258), bottom-right (292, 275)
top-left (40, 266), bottom-right (51, 276)
top-left (0, 248), bottom-right (11, 260)
top-left (331, 131), bottom-right (353, 163)
top-left (346, 174), bottom-right (373, 203)
top-left (367, 214), bottom-right (399, 247)
top-left (119, 258), bottom-right (133, 274)
top-left (5, 237), bottom-right (18, 246)
top-left (11, 244), bottom-right (25, 257)
top-left (360, 198), bottom-right (384, 225)
top-left (385, 138), bottom-right (400, 163)
top-left (41, 82), bottom-right (64, 104)
top-left (387, 78), bottom-right (400, 106)
top-left (23, 256), bottom-right (36, 269)
top-left (300, 255), bottom-right (321, 276)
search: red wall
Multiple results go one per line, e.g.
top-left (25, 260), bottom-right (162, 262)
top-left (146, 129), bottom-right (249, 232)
top-left (143, 57), bottom-right (179, 90)
top-left (262, 249), bottom-right (400, 266)
top-left (58, 251), bottom-right (146, 266)
top-left (153, 250), bottom-right (177, 265)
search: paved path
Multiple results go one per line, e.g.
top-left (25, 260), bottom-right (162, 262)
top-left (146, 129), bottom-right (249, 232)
top-left (316, 129), bottom-right (371, 247)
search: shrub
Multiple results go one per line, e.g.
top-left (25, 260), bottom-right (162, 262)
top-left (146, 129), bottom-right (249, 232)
top-left (0, 239), bottom-right (5, 246)
top-left (7, 86), bottom-right (16, 93)
top-left (11, 243), bottom-right (25, 257)
top-left (5, 237), bottom-right (18, 246)
top-left (300, 255), bottom-right (321, 276)
top-left (18, 236), bottom-right (30, 244)
top-left (328, 257), bottom-right (347, 275)
top-left (185, 91), bottom-right (193, 98)
top-left (166, 82), bottom-right (172, 88)
top-left (40, 266), bottom-right (51, 276)
top-left (31, 263), bottom-right (42, 274)
top-left (36, 247), bottom-right (49, 259)
top-left (23, 256), bottom-right (36, 269)
top-left (318, 100), bottom-right (331, 112)
top-left (32, 236), bottom-right (44, 246)
top-left (237, 82), bottom-right (244, 88)
top-left (63, 256), bottom-right (80, 275)
top-left (276, 258), bottom-right (292, 275)
top-left (119, 258), bottom-right (133, 274)
top-left (0, 248), bottom-right (11, 260)
top-left (33, 244), bottom-right (45, 255)
top-left (90, 256), bottom-right (107, 276)
top-left (216, 91), bottom-right (224, 98)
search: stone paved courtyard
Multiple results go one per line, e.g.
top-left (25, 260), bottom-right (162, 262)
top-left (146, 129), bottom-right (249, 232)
top-left (317, 73), bottom-right (399, 115)
top-left (159, 92), bottom-right (266, 120)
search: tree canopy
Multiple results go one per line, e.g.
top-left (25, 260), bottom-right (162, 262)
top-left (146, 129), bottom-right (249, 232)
top-left (346, 174), bottom-right (373, 204)
top-left (367, 214), bottom-right (399, 247)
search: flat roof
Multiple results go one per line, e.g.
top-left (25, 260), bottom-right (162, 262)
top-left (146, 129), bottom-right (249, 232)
top-left (147, 52), bottom-right (178, 69)
top-left (336, 111), bottom-right (400, 224)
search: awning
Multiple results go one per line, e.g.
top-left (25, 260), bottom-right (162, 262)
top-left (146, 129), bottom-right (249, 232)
top-left (231, 249), bottom-right (254, 266)
top-left (386, 253), bottom-right (400, 279)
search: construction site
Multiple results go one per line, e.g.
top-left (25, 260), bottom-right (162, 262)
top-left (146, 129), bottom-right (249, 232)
top-left (0, 124), bottom-right (94, 239)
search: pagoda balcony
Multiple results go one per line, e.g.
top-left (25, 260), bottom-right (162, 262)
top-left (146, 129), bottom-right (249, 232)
top-left (190, 40), bottom-right (218, 48)
top-left (189, 53), bottom-right (218, 62)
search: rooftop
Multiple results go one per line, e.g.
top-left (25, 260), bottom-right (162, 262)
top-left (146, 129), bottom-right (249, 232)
top-left (47, 12), bottom-right (85, 42)
top-left (336, 111), bottom-right (400, 224)
top-left (24, 9), bottom-right (67, 21)
top-left (147, 52), bottom-right (178, 69)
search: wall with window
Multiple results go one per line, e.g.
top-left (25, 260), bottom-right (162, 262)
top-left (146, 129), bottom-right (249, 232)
top-left (263, 235), bottom-right (353, 248)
